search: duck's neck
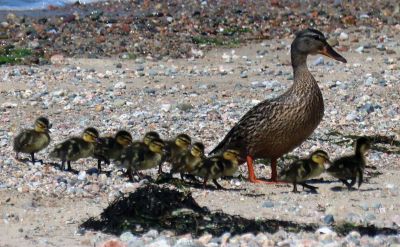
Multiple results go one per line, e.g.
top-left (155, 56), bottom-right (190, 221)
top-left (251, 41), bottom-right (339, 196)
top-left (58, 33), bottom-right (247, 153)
top-left (290, 51), bottom-right (318, 93)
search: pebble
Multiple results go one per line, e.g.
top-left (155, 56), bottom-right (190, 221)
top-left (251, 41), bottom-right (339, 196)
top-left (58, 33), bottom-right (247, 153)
top-left (355, 46), bottom-right (364, 53)
top-left (339, 32), bottom-right (349, 41)
top-left (313, 57), bottom-right (324, 66)
top-left (323, 214), bottom-right (335, 224)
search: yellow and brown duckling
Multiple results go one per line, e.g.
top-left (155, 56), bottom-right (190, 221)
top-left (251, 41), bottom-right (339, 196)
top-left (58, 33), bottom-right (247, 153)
top-left (171, 142), bottom-right (205, 180)
top-left (327, 137), bottom-right (371, 189)
top-left (93, 130), bottom-right (133, 173)
top-left (163, 133), bottom-right (191, 174)
top-left (13, 116), bottom-right (51, 163)
top-left (118, 138), bottom-right (166, 181)
top-left (279, 150), bottom-right (330, 193)
top-left (194, 149), bottom-right (240, 189)
top-left (209, 28), bottom-right (346, 184)
top-left (49, 127), bottom-right (99, 171)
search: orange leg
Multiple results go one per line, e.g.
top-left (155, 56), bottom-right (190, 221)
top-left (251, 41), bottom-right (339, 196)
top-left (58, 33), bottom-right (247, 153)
top-left (246, 155), bottom-right (285, 184)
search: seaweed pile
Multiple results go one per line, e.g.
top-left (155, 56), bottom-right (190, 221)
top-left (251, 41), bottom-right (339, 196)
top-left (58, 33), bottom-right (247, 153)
top-left (80, 184), bottom-right (398, 237)
top-left (81, 184), bottom-right (317, 236)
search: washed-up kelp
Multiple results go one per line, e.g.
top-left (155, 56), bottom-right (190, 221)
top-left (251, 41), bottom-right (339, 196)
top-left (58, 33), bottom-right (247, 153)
top-left (81, 184), bottom-right (398, 237)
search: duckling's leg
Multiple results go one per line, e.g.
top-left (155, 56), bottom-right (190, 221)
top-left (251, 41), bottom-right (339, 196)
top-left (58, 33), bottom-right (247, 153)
top-left (202, 178), bottom-right (208, 189)
top-left (97, 159), bottom-right (102, 173)
top-left (339, 179), bottom-right (353, 190)
top-left (30, 153), bottom-right (35, 163)
top-left (246, 156), bottom-right (284, 184)
top-left (292, 182), bottom-right (299, 193)
top-left (212, 179), bottom-right (224, 190)
top-left (357, 170), bottom-right (363, 188)
top-left (67, 161), bottom-right (72, 171)
top-left (15, 152), bottom-right (20, 160)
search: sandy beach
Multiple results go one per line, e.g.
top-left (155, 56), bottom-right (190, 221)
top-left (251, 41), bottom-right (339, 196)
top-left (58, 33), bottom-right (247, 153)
top-left (1, 1), bottom-right (400, 246)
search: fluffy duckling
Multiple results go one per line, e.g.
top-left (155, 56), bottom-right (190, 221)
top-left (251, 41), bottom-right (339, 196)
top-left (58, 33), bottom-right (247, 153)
top-left (119, 138), bottom-right (166, 181)
top-left (172, 142), bottom-right (205, 179)
top-left (279, 150), bottom-right (330, 193)
top-left (163, 133), bottom-right (191, 174)
top-left (50, 127), bottom-right (99, 171)
top-left (327, 137), bottom-right (371, 189)
top-left (195, 149), bottom-right (240, 189)
top-left (93, 130), bottom-right (133, 173)
top-left (131, 131), bottom-right (160, 148)
top-left (13, 117), bottom-right (51, 163)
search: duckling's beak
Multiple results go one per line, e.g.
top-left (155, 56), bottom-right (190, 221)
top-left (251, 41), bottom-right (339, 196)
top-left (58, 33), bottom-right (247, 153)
top-left (318, 43), bottom-right (347, 63)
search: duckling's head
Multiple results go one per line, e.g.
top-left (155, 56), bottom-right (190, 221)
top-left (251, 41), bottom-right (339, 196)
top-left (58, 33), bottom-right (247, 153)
top-left (175, 133), bottom-right (191, 149)
top-left (292, 28), bottom-right (347, 63)
top-left (190, 142), bottom-right (205, 157)
top-left (355, 137), bottom-right (371, 155)
top-left (311, 150), bottom-right (330, 165)
top-left (34, 117), bottom-right (51, 133)
top-left (115, 130), bottom-right (133, 147)
top-left (82, 127), bottom-right (99, 143)
top-left (143, 131), bottom-right (160, 145)
top-left (223, 149), bottom-right (240, 161)
top-left (148, 138), bottom-right (166, 154)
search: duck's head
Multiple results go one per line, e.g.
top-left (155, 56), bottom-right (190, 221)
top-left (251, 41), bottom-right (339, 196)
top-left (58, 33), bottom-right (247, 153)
top-left (190, 142), bottom-right (205, 157)
top-left (143, 131), bottom-right (160, 145)
top-left (292, 28), bottom-right (347, 63)
top-left (82, 127), bottom-right (100, 143)
top-left (34, 117), bottom-right (51, 133)
top-left (148, 138), bottom-right (166, 154)
top-left (355, 137), bottom-right (371, 155)
top-left (223, 149), bottom-right (240, 162)
top-left (175, 133), bottom-right (191, 149)
top-left (311, 149), bottom-right (330, 165)
top-left (115, 130), bottom-right (133, 147)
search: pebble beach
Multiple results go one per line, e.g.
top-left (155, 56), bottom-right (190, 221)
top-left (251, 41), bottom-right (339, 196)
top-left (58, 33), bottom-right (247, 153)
top-left (0, 0), bottom-right (400, 246)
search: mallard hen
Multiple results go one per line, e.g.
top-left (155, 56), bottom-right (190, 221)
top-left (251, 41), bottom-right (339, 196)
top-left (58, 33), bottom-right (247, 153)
top-left (13, 116), bottom-right (51, 163)
top-left (279, 150), bottom-right (330, 193)
top-left (210, 28), bottom-right (347, 183)
top-left (327, 137), bottom-right (371, 189)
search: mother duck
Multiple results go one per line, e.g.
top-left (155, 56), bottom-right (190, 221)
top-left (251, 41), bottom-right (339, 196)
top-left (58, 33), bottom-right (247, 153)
top-left (210, 28), bottom-right (347, 183)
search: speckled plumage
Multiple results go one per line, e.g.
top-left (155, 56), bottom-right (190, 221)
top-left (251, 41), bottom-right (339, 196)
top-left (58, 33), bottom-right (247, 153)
top-left (210, 29), bottom-right (346, 183)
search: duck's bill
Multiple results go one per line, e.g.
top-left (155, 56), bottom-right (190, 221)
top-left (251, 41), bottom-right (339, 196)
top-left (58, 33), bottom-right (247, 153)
top-left (319, 45), bottom-right (347, 63)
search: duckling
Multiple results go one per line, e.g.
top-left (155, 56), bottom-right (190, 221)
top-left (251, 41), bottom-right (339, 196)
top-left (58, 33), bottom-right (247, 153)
top-left (279, 150), bottom-right (330, 193)
top-left (163, 133), bottom-right (191, 174)
top-left (172, 142), bottom-right (205, 180)
top-left (327, 137), bottom-right (371, 189)
top-left (118, 138), bottom-right (166, 181)
top-left (93, 130), bottom-right (133, 173)
top-left (49, 127), bottom-right (99, 171)
top-left (13, 116), bottom-right (51, 163)
top-left (194, 149), bottom-right (240, 189)
top-left (209, 28), bottom-right (347, 184)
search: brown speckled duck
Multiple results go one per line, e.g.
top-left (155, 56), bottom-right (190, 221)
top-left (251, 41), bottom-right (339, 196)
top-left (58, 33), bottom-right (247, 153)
top-left (210, 28), bottom-right (347, 184)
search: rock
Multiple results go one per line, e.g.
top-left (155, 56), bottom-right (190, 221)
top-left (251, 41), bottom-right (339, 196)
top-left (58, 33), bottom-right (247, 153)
top-left (100, 239), bottom-right (125, 247)
top-left (77, 171), bottom-right (86, 181)
top-left (161, 104), bottom-right (171, 112)
top-left (316, 226), bottom-right (333, 234)
top-left (95, 105), bottom-right (104, 112)
top-left (323, 214), bottom-right (335, 224)
top-left (339, 32), bottom-right (349, 41)
top-left (120, 232), bottom-right (136, 242)
top-left (50, 54), bottom-right (65, 65)
top-left (313, 57), bottom-right (324, 66)
top-left (176, 103), bottom-right (193, 112)
top-left (355, 46), bottom-right (364, 53)
top-left (114, 100), bottom-right (126, 107)
top-left (173, 239), bottom-right (205, 247)
top-left (114, 82), bottom-right (126, 90)
top-left (262, 201), bottom-right (274, 208)
top-left (327, 38), bottom-right (339, 47)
